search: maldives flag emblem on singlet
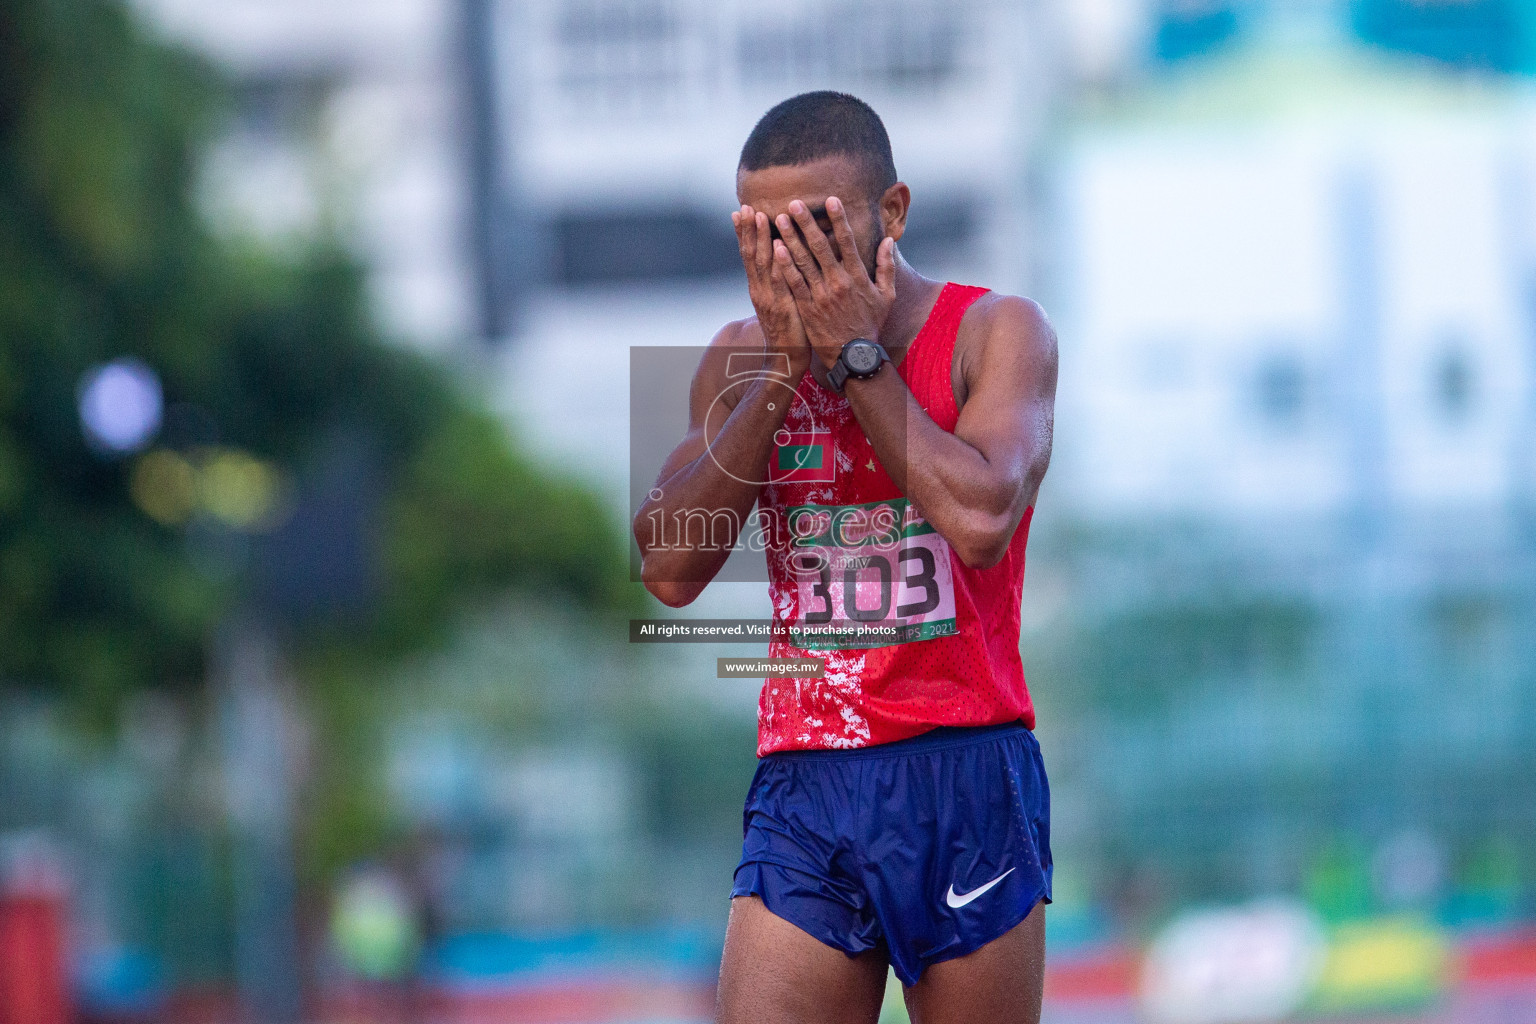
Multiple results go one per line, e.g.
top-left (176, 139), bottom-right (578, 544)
top-left (770, 431), bottom-right (834, 483)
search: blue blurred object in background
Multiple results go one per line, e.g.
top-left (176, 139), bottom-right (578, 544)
top-left (75, 947), bottom-right (168, 1023)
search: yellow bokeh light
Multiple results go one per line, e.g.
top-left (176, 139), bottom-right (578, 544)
top-left (199, 449), bottom-right (285, 531)
top-left (130, 450), bottom-right (197, 526)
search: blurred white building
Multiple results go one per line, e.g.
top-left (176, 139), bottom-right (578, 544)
top-left (1034, 35), bottom-right (1536, 907)
top-left (1048, 49), bottom-right (1536, 530)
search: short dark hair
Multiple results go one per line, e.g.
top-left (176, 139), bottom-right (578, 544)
top-left (738, 91), bottom-right (898, 201)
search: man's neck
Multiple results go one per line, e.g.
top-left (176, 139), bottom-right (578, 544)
top-left (878, 260), bottom-right (945, 362)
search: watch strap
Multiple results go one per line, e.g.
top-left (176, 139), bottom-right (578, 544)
top-left (827, 357), bottom-right (851, 392)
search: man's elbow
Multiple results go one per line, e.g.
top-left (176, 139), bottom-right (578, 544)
top-left (950, 511), bottom-right (1016, 570)
top-left (953, 537), bottom-right (1010, 570)
top-left (642, 570), bottom-right (704, 608)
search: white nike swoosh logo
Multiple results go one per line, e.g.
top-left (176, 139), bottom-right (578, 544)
top-left (945, 867), bottom-right (1015, 909)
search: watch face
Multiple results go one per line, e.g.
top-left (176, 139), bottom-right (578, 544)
top-left (845, 340), bottom-right (882, 375)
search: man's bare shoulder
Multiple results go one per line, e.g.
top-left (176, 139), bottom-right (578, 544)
top-left (699, 315), bottom-right (780, 373)
top-left (950, 291), bottom-right (1057, 401)
top-left (693, 317), bottom-right (757, 377)
top-left (961, 292), bottom-right (1056, 359)
top-left (691, 316), bottom-right (773, 409)
top-left (709, 315), bottom-right (764, 348)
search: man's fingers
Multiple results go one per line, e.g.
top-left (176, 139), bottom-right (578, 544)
top-left (774, 239), bottom-right (813, 300)
top-left (767, 244), bottom-right (793, 297)
top-left (734, 207), bottom-right (749, 251)
top-left (787, 201), bottom-right (839, 275)
top-left (736, 205), bottom-right (760, 282)
top-left (754, 211), bottom-right (774, 280)
top-left (768, 259), bottom-right (800, 313)
top-left (825, 196), bottom-right (866, 279)
top-left (775, 212), bottom-right (823, 285)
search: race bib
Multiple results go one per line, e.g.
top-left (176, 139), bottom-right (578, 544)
top-left (784, 497), bottom-right (958, 650)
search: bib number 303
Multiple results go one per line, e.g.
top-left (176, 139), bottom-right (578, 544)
top-left (786, 498), bottom-right (958, 650)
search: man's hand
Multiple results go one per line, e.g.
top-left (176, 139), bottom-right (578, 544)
top-left (734, 205), bottom-right (812, 377)
top-left (772, 196), bottom-right (896, 369)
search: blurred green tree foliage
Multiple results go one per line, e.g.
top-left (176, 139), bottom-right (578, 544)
top-left (0, 0), bottom-right (636, 712)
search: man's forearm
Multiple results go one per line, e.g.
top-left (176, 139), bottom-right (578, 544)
top-left (843, 371), bottom-right (1023, 568)
top-left (636, 375), bottom-right (797, 603)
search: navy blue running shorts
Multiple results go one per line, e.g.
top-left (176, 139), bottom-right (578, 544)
top-left (731, 722), bottom-right (1052, 986)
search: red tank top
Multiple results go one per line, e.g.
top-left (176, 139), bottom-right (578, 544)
top-left (757, 282), bottom-right (1036, 755)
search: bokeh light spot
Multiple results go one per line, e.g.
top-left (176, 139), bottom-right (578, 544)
top-left (199, 450), bottom-right (285, 531)
top-left (130, 450), bottom-right (197, 526)
top-left (79, 358), bottom-right (163, 454)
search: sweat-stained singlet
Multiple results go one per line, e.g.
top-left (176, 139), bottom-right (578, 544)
top-left (756, 282), bottom-right (1036, 755)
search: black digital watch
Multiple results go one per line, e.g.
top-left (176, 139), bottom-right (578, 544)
top-left (827, 338), bottom-right (890, 392)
